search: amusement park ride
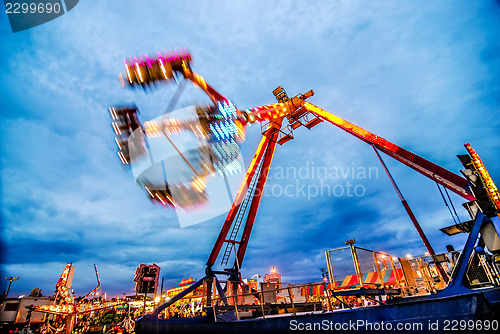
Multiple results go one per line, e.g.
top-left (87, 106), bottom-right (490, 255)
top-left (27, 264), bottom-right (126, 333)
top-left (109, 49), bottom-right (500, 333)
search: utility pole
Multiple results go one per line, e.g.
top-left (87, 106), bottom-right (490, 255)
top-left (3, 277), bottom-right (20, 301)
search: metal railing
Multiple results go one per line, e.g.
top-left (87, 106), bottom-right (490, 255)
top-left (324, 246), bottom-right (468, 296)
top-left (155, 249), bottom-right (499, 320)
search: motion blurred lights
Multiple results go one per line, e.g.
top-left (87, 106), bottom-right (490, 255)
top-left (144, 120), bottom-right (161, 138)
top-left (124, 105), bottom-right (242, 210)
top-left (114, 138), bottom-right (122, 150)
top-left (158, 55), bottom-right (171, 80)
top-left (111, 121), bottom-right (121, 135)
top-left (123, 49), bottom-right (192, 87)
top-left (109, 107), bottom-right (118, 120)
top-left (124, 59), bottom-right (133, 84)
top-left (465, 143), bottom-right (500, 212)
top-left (216, 100), bottom-right (239, 139)
top-left (112, 50), bottom-right (245, 226)
top-left (135, 59), bottom-right (144, 83)
top-left (117, 151), bottom-right (128, 165)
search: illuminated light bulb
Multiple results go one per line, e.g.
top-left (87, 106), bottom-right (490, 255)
top-left (213, 148), bottom-right (222, 159)
top-left (124, 59), bottom-right (133, 84)
top-left (155, 193), bottom-right (165, 205)
top-left (135, 61), bottom-right (143, 83)
top-left (144, 186), bottom-right (153, 197)
top-left (111, 122), bottom-right (121, 135)
top-left (209, 124), bottom-right (220, 140)
top-left (216, 123), bottom-right (225, 138)
top-left (158, 58), bottom-right (168, 79)
top-left (109, 107), bottom-right (118, 120)
top-left (114, 138), bottom-right (122, 150)
top-left (117, 152), bottom-right (128, 164)
top-left (145, 54), bottom-right (152, 68)
top-left (218, 101), bottom-right (224, 116)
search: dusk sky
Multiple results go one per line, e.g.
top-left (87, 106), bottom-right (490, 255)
top-left (1, 1), bottom-right (499, 298)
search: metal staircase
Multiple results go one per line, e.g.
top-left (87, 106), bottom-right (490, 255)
top-left (220, 157), bottom-right (264, 266)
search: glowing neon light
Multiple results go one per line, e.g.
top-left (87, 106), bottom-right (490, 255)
top-left (303, 101), bottom-right (475, 201)
top-left (124, 59), bottom-right (132, 84)
top-left (145, 120), bottom-right (161, 138)
top-left (209, 124), bottom-right (220, 140)
top-left (112, 122), bottom-right (121, 135)
top-left (135, 61), bottom-right (143, 83)
top-left (114, 138), bottom-right (122, 150)
top-left (118, 151), bottom-right (128, 164)
top-left (145, 186), bottom-right (154, 197)
top-left (156, 193), bottom-right (166, 205)
top-left (145, 54), bottom-right (152, 68)
top-left (158, 57), bottom-right (168, 79)
top-left (465, 143), bottom-right (500, 211)
top-left (109, 107), bottom-right (118, 120)
top-left (215, 123), bottom-right (225, 139)
top-left (193, 73), bottom-right (208, 90)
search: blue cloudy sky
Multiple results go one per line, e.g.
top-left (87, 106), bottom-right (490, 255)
top-left (1, 1), bottom-right (499, 297)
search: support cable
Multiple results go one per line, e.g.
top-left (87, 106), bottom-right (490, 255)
top-left (444, 183), bottom-right (462, 223)
top-left (433, 175), bottom-right (458, 225)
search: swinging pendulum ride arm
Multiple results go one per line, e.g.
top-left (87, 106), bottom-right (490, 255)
top-left (120, 49), bottom-right (283, 276)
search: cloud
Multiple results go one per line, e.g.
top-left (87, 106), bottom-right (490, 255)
top-left (1, 0), bottom-right (499, 297)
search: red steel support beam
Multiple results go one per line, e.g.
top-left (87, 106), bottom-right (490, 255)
top-left (372, 145), bottom-right (436, 254)
top-left (235, 129), bottom-right (280, 268)
top-left (373, 145), bottom-right (449, 283)
top-left (206, 135), bottom-right (271, 268)
top-left (303, 102), bottom-right (475, 202)
top-left (184, 70), bottom-right (229, 105)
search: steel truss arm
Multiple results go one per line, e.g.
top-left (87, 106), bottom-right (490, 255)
top-left (235, 129), bottom-right (280, 268)
top-left (206, 135), bottom-right (270, 268)
top-left (302, 102), bottom-right (475, 202)
top-left (206, 120), bottom-right (282, 272)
